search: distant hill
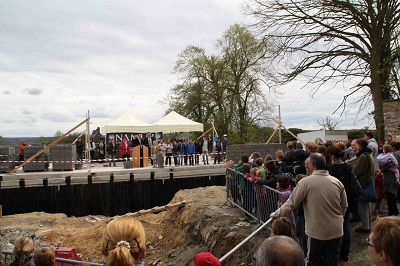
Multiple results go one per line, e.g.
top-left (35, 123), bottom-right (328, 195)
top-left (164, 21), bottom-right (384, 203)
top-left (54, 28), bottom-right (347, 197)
top-left (0, 137), bottom-right (52, 146)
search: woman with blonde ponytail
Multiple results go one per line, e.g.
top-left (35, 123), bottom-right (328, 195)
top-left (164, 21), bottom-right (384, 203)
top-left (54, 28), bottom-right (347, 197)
top-left (101, 216), bottom-right (146, 266)
top-left (10, 236), bottom-right (35, 266)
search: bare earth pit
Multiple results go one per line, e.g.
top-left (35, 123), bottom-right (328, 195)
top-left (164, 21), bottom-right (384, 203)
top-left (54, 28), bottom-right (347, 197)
top-left (0, 186), bottom-right (380, 265)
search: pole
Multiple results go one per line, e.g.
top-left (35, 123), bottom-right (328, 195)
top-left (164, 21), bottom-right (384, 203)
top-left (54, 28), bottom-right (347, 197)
top-left (87, 111), bottom-right (91, 174)
top-left (278, 105), bottom-right (282, 144)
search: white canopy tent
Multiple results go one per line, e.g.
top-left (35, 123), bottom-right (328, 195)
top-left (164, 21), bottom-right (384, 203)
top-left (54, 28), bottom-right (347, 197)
top-left (102, 111), bottom-right (155, 133)
top-left (152, 111), bottom-right (203, 132)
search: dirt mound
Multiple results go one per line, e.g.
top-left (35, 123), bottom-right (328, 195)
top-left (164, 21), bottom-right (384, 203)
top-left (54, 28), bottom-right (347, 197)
top-left (1, 186), bottom-right (382, 265)
top-left (0, 186), bottom-right (264, 265)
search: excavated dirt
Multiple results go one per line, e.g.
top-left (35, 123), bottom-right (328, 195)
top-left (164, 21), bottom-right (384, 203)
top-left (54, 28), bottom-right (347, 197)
top-left (0, 186), bottom-right (385, 265)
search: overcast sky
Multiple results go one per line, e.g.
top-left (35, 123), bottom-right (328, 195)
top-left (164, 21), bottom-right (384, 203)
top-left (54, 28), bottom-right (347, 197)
top-left (0, 0), bottom-right (374, 137)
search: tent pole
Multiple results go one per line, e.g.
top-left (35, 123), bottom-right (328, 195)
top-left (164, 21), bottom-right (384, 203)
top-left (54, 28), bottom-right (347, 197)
top-left (87, 110), bottom-right (91, 174)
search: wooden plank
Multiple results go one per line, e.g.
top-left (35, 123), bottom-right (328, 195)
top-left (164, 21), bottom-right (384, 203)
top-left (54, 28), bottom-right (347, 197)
top-left (9, 119), bottom-right (89, 175)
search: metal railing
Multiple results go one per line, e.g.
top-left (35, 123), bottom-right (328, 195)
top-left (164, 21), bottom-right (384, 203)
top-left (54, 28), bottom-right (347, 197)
top-left (220, 168), bottom-right (291, 264)
top-left (224, 168), bottom-right (284, 223)
top-left (1, 249), bottom-right (103, 266)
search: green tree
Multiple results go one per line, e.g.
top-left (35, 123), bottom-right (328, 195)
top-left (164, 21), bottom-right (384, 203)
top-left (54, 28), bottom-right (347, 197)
top-left (247, 0), bottom-right (400, 143)
top-left (168, 24), bottom-right (273, 141)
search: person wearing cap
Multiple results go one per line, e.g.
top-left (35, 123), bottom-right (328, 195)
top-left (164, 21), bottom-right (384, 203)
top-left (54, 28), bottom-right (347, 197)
top-left (222, 134), bottom-right (228, 163)
top-left (19, 139), bottom-right (31, 162)
top-left (193, 252), bottom-right (221, 266)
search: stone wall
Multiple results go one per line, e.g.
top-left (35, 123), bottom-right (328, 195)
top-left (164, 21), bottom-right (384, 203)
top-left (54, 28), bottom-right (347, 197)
top-left (383, 100), bottom-right (400, 139)
top-left (226, 143), bottom-right (286, 163)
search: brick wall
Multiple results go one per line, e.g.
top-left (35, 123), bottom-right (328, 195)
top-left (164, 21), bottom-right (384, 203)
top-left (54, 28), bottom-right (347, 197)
top-left (226, 143), bottom-right (286, 163)
top-left (383, 100), bottom-right (400, 138)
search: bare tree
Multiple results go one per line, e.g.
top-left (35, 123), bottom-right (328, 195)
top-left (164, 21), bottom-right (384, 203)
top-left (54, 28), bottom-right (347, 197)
top-left (318, 116), bottom-right (340, 130)
top-left (247, 0), bottom-right (400, 142)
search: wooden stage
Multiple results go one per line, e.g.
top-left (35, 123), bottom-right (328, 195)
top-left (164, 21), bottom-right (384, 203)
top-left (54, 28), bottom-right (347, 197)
top-left (0, 162), bottom-right (227, 189)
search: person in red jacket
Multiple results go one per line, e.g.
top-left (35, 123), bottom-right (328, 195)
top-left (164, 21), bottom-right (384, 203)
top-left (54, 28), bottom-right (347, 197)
top-left (18, 139), bottom-right (31, 162)
top-left (374, 169), bottom-right (384, 215)
top-left (120, 136), bottom-right (131, 161)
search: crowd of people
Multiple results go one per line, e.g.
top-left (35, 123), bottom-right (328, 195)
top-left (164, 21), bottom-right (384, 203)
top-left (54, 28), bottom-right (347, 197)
top-left (8, 131), bottom-right (400, 265)
top-left (226, 131), bottom-right (400, 265)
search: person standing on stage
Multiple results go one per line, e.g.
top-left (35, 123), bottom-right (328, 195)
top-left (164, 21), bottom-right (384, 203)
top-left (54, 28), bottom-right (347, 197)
top-left (107, 138), bottom-right (117, 167)
top-left (222, 134), bottom-right (228, 163)
top-left (18, 139), bottom-right (31, 162)
top-left (120, 136), bottom-right (131, 161)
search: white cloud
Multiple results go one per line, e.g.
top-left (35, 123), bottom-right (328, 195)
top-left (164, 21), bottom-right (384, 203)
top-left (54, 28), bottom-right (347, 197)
top-left (0, 0), bottom-right (373, 137)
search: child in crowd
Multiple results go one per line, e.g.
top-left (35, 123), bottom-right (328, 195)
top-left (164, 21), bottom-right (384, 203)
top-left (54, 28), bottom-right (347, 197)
top-left (34, 247), bottom-right (56, 266)
top-left (226, 160), bottom-right (234, 169)
top-left (241, 164), bottom-right (253, 215)
top-left (276, 174), bottom-right (293, 205)
top-left (271, 217), bottom-right (294, 238)
top-left (248, 167), bottom-right (266, 196)
top-left (226, 160), bottom-right (240, 204)
top-left (10, 236), bottom-right (35, 266)
top-left (101, 216), bottom-right (146, 266)
top-left (244, 166), bottom-right (262, 216)
top-left (374, 169), bottom-right (384, 215)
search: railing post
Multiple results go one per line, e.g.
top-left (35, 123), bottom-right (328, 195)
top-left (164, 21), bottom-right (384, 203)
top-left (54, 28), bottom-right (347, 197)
top-left (42, 178), bottom-right (51, 213)
top-left (150, 172), bottom-right (155, 208)
top-left (65, 176), bottom-right (72, 217)
top-left (129, 173), bottom-right (135, 212)
top-left (87, 175), bottom-right (93, 215)
top-left (109, 173), bottom-right (115, 216)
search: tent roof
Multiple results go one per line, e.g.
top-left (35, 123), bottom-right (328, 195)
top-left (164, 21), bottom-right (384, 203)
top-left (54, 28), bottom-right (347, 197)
top-left (102, 111), bottom-right (155, 133)
top-left (152, 111), bottom-right (203, 132)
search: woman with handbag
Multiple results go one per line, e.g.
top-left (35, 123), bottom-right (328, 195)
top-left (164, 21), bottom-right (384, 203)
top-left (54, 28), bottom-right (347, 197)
top-left (353, 138), bottom-right (375, 234)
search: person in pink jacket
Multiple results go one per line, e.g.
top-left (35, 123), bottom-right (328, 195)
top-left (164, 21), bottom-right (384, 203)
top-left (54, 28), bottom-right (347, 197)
top-left (120, 136), bottom-right (131, 161)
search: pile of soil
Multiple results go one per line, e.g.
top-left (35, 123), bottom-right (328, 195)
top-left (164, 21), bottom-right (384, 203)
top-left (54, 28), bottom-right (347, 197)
top-left (0, 186), bottom-right (379, 265)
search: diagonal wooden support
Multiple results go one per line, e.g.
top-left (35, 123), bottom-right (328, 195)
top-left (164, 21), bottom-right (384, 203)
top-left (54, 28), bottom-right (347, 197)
top-left (8, 118), bottom-right (89, 175)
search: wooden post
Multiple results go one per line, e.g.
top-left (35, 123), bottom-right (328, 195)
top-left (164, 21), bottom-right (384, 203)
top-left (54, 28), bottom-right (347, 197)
top-left (129, 173), bottom-right (135, 212)
top-left (87, 175), bottom-right (93, 215)
top-left (9, 118), bottom-right (89, 174)
top-left (269, 116), bottom-right (306, 145)
top-left (109, 173), bottom-right (115, 216)
top-left (266, 124), bottom-right (281, 144)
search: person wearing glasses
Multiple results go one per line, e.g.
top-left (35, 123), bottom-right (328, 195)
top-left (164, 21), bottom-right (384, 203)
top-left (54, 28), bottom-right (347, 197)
top-left (368, 216), bottom-right (400, 266)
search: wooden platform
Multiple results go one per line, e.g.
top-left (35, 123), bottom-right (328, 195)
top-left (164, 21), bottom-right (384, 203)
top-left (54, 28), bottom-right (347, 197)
top-left (0, 162), bottom-right (226, 189)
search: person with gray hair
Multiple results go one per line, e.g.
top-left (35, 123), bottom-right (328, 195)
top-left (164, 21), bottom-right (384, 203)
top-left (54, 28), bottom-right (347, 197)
top-left (254, 235), bottom-right (304, 266)
top-left (271, 152), bottom-right (348, 266)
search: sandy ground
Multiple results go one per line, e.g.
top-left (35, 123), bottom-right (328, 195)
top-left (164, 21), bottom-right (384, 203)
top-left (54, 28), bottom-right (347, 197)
top-left (1, 186), bottom-right (393, 265)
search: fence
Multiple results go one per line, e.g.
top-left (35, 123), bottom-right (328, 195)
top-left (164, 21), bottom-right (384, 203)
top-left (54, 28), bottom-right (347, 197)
top-left (224, 168), bottom-right (283, 224)
top-left (1, 249), bottom-right (103, 266)
top-left (221, 168), bottom-right (291, 264)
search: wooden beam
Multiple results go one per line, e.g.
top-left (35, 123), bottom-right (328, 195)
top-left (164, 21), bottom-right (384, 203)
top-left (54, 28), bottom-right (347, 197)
top-left (266, 124), bottom-right (280, 144)
top-left (106, 200), bottom-right (190, 222)
top-left (197, 126), bottom-right (214, 140)
top-left (8, 118), bottom-right (89, 175)
top-left (269, 116), bottom-right (305, 145)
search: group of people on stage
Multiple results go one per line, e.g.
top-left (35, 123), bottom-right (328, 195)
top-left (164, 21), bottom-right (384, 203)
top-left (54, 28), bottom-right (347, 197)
top-left (76, 132), bottom-right (229, 167)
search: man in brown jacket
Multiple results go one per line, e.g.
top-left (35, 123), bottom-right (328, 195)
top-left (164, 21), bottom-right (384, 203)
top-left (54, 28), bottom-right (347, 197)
top-left (271, 152), bottom-right (348, 266)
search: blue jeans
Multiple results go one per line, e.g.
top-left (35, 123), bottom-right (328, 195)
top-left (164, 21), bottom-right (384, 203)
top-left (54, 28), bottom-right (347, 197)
top-left (108, 154), bottom-right (116, 166)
